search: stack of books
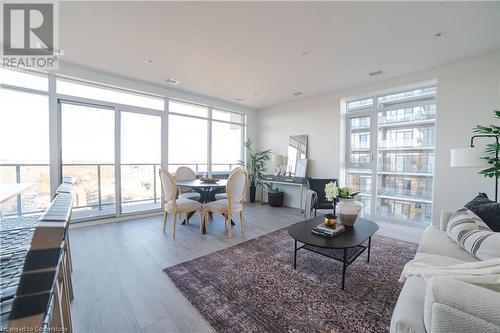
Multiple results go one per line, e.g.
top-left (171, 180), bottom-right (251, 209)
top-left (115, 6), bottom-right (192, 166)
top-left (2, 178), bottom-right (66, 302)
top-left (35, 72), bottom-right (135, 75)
top-left (312, 223), bottom-right (345, 237)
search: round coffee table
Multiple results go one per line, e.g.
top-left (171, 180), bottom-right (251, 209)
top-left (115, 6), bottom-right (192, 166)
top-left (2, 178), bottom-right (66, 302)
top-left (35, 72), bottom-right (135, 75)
top-left (288, 216), bottom-right (378, 290)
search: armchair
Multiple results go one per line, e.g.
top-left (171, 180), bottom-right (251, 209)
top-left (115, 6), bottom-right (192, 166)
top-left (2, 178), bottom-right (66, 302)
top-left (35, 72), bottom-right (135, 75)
top-left (307, 178), bottom-right (339, 217)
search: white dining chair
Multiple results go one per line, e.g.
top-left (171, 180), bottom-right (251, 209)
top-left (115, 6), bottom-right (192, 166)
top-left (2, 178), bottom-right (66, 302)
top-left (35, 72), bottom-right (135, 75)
top-left (203, 168), bottom-right (248, 238)
top-left (214, 167), bottom-right (242, 201)
top-left (174, 166), bottom-right (201, 201)
top-left (159, 168), bottom-right (203, 239)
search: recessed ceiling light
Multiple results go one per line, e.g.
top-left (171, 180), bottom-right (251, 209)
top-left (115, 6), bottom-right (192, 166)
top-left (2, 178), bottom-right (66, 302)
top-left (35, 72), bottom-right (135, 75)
top-left (235, 97), bottom-right (245, 102)
top-left (146, 58), bottom-right (154, 64)
top-left (293, 92), bottom-right (303, 96)
top-left (165, 78), bottom-right (180, 85)
top-left (369, 70), bottom-right (383, 77)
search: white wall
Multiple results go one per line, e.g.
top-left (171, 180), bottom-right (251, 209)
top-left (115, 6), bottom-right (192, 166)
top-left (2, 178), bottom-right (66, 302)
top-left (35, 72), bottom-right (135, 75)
top-left (257, 52), bottom-right (500, 224)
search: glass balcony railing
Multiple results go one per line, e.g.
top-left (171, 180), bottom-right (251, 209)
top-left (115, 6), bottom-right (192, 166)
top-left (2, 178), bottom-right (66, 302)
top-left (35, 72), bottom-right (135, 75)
top-left (377, 187), bottom-right (433, 202)
top-left (378, 111), bottom-right (436, 125)
top-left (1, 163), bottom-right (237, 218)
top-left (378, 138), bottom-right (434, 149)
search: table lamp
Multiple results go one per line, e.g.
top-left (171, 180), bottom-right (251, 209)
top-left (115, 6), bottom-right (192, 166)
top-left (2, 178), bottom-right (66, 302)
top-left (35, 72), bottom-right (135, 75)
top-left (450, 134), bottom-right (499, 202)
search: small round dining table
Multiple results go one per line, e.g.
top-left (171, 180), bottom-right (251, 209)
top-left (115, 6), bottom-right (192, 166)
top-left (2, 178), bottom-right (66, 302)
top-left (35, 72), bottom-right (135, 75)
top-left (176, 179), bottom-right (233, 231)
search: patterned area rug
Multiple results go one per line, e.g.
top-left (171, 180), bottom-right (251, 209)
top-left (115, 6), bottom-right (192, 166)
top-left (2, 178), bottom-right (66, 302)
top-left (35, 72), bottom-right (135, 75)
top-left (164, 227), bottom-right (417, 333)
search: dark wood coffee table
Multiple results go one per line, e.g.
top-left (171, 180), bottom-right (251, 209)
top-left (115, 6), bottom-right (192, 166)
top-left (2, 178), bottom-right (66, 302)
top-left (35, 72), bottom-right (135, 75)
top-left (288, 216), bottom-right (378, 290)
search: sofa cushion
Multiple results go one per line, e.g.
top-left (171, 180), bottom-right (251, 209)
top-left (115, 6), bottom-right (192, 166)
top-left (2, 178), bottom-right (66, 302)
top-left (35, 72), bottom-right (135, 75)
top-left (446, 208), bottom-right (491, 243)
top-left (417, 226), bottom-right (477, 262)
top-left (390, 276), bottom-right (427, 333)
top-left (424, 277), bottom-right (500, 333)
top-left (465, 193), bottom-right (500, 232)
top-left (445, 209), bottom-right (500, 260)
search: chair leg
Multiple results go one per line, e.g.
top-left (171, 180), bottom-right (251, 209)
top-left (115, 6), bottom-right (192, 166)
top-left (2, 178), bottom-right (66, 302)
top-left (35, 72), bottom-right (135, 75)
top-left (199, 210), bottom-right (204, 233)
top-left (163, 211), bottom-right (168, 233)
top-left (185, 212), bottom-right (190, 225)
top-left (314, 207), bottom-right (317, 218)
top-left (226, 211), bottom-right (232, 238)
top-left (172, 213), bottom-right (177, 240)
top-left (239, 211), bottom-right (244, 233)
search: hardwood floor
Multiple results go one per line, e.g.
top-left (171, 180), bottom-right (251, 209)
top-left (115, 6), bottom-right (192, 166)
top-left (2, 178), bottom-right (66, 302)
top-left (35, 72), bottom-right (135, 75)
top-left (69, 203), bottom-right (423, 333)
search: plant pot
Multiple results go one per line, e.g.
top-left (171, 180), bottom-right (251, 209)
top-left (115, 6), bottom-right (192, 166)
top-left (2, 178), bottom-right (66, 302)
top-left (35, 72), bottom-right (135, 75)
top-left (337, 198), bottom-right (362, 226)
top-left (249, 184), bottom-right (256, 203)
top-left (268, 190), bottom-right (284, 207)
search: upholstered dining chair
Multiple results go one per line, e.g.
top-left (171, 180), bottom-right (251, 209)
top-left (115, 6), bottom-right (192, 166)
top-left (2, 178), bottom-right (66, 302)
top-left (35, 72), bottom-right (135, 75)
top-left (159, 168), bottom-right (203, 239)
top-left (174, 166), bottom-right (201, 201)
top-left (203, 168), bottom-right (248, 238)
top-left (214, 167), bottom-right (242, 201)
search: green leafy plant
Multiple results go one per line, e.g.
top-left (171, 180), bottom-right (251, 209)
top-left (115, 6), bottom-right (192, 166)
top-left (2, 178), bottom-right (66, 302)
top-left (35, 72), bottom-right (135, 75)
top-left (238, 138), bottom-right (272, 188)
top-left (473, 110), bottom-right (500, 178)
top-left (338, 187), bottom-right (360, 199)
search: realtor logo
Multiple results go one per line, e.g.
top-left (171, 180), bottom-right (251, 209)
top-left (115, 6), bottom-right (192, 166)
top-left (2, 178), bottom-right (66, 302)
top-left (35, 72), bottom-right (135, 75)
top-left (2, 2), bottom-right (59, 69)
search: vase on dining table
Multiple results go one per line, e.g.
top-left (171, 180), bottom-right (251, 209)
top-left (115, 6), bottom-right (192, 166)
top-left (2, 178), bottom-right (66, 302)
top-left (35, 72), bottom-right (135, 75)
top-left (337, 198), bottom-right (362, 226)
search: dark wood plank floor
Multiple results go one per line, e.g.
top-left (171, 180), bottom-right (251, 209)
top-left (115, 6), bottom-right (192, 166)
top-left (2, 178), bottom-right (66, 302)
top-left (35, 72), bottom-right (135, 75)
top-left (69, 204), bottom-right (423, 333)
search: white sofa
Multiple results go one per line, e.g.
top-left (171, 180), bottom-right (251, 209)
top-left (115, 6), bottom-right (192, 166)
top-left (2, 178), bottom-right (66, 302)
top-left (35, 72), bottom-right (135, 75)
top-left (390, 211), bottom-right (500, 333)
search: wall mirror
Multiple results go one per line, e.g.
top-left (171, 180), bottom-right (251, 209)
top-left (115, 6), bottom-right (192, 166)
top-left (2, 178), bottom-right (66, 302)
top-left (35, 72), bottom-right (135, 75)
top-left (287, 135), bottom-right (308, 176)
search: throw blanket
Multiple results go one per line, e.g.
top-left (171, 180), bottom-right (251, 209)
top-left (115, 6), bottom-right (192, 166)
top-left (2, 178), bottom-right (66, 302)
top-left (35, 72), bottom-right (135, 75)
top-left (400, 253), bottom-right (500, 290)
top-left (303, 190), bottom-right (317, 220)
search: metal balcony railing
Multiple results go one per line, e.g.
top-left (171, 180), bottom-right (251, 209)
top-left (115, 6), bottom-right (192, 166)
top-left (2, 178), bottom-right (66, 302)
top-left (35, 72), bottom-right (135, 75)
top-left (1, 162), bottom-right (237, 217)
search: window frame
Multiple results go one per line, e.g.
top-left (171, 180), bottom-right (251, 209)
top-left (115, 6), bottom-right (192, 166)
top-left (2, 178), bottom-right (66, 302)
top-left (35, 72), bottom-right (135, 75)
top-left (1, 68), bottom-right (247, 222)
top-left (345, 84), bottom-right (436, 225)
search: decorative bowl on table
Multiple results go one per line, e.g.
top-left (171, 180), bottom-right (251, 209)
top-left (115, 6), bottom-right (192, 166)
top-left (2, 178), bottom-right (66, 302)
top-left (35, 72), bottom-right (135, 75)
top-left (200, 176), bottom-right (220, 184)
top-left (324, 214), bottom-right (337, 227)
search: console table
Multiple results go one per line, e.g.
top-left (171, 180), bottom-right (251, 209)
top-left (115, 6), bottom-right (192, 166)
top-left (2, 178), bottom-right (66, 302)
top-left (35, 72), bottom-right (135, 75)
top-left (260, 175), bottom-right (307, 214)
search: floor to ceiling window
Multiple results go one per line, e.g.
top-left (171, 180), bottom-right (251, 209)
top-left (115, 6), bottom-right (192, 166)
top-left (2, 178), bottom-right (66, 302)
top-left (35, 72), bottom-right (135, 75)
top-left (168, 101), bottom-right (208, 174)
top-left (0, 69), bottom-right (51, 216)
top-left (60, 102), bottom-right (116, 219)
top-left (1, 68), bottom-right (246, 221)
top-left (346, 85), bottom-right (436, 224)
top-left (121, 112), bottom-right (162, 214)
top-left (211, 109), bottom-right (245, 174)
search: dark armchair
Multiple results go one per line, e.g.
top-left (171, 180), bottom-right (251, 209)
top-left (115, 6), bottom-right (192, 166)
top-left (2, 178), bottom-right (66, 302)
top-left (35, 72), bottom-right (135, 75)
top-left (307, 178), bottom-right (339, 217)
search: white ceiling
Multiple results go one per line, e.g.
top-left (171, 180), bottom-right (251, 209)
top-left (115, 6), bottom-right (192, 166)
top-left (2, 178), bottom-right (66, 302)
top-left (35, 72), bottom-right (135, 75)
top-left (59, 2), bottom-right (500, 109)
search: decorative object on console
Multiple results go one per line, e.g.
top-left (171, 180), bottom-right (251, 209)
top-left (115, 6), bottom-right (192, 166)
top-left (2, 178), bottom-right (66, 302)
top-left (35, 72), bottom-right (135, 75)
top-left (451, 111), bottom-right (499, 202)
top-left (337, 187), bottom-right (362, 226)
top-left (238, 138), bottom-right (271, 203)
top-left (295, 159), bottom-right (308, 177)
top-left (271, 154), bottom-right (283, 176)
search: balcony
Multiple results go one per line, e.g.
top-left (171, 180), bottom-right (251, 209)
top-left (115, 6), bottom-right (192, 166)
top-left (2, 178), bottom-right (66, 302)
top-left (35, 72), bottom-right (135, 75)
top-left (1, 163), bottom-right (236, 220)
top-left (377, 187), bottom-right (433, 203)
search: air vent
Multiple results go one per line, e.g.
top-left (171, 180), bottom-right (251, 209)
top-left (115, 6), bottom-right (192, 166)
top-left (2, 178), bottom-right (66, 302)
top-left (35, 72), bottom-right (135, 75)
top-left (292, 92), bottom-right (303, 96)
top-left (369, 70), bottom-right (383, 77)
top-left (165, 78), bottom-right (180, 85)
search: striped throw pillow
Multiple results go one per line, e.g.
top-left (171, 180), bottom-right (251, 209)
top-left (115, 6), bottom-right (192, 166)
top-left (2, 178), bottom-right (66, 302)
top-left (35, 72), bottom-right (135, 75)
top-left (446, 208), bottom-right (500, 260)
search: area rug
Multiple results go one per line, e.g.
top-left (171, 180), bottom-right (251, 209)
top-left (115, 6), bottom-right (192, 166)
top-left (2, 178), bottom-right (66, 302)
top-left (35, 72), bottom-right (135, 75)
top-left (164, 227), bottom-right (418, 333)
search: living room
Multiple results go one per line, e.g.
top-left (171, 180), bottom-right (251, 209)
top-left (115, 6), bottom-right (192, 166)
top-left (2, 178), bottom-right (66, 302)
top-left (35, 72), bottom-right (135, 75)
top-left (1, 2), bottom-right (499, 333)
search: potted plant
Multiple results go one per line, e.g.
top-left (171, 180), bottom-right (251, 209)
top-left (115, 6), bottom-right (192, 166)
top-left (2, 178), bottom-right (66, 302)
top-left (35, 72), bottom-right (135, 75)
top-left (323, 181), bottom-right (339, 225)
top-left (473, 110), bottom-right (500, 181)
top-left (326, 184), bottom-right (362, 226)
top-left (238, 138), bottom-right (271, 202)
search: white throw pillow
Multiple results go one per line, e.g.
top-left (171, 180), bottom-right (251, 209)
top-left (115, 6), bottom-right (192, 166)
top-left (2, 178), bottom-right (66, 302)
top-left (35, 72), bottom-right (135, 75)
top-left (446, 208), bottom-right (500, 260)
